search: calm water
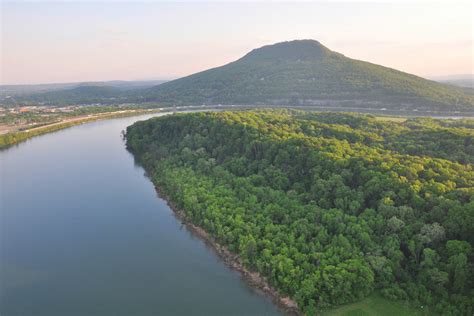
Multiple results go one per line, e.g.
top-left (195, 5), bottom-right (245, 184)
top-left (0, 114), bottom-right (281, 316)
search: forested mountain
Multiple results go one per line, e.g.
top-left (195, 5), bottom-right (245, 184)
top-left (143, 40), bottom-right (474, 112)
top-left (4, 41), bottom-right (473, 112)
top-left (127, 110), bottom-right (474, 315)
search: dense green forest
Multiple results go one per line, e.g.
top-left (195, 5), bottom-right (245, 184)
top-left (143, 40), bottom-right (474, 112)
top-left (126, 111), bottom-right (474, 315)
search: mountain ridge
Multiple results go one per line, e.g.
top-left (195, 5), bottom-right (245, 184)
top-left (144, 40), bottom-right (474, 111)
top-left (240, 40), bottom-right (335, 61)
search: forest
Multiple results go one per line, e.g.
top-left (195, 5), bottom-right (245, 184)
top-left (126, 110), bottom-right (474, 315)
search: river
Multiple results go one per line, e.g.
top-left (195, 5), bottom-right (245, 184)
top-left (0, 114), bottom-right (281, 316)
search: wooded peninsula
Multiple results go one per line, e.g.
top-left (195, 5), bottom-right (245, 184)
top-left (126, 110), bottom-right (474, 315)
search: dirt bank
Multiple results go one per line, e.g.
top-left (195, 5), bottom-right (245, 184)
top-left (153, 186), bottom-right (302, 316)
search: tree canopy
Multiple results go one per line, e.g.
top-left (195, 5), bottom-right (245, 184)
top-left (127, 110), bottom-right (474, 315)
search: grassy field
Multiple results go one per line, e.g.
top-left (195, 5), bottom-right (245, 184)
top-left (322, 294), bottom-right (428, 316)
top-left (373, 116), bottom-right (407, 122)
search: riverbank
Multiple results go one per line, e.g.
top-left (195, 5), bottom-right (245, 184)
top-left (155, 185), bottom-right (429, 316)
top-left (0, 109), bottom-right (159, 149)
top-left (3, 105), bottom-right (472, 150)
top-left (151, 184), bottom-right (301, 316)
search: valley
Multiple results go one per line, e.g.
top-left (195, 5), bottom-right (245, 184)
top-left (2, 29), bottom-right (473, 315)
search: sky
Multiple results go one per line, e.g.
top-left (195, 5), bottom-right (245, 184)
top-left (1, 1), bottom-right (473, 85)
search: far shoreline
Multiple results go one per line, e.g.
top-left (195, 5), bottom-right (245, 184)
top-left (2, 104), bottom-right (473, 150)
top-left (0, 109), bottom-right (161, 149)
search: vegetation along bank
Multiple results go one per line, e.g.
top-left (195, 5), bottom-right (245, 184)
top-left (126, 110), bottom-right (474, 315)
top-left (0, 109), bottom-right (159, 149)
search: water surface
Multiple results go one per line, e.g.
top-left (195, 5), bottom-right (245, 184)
top-left (0, 114), bottom-right (281, 316)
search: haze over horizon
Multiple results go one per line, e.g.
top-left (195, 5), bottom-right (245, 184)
top-left (1, 1), bottom-right (473, 85)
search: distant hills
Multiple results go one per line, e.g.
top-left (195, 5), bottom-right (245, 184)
top-left (143, 40), bottom-right (474, 112)
top-left (0, 80), bottom-right (167, 106)
top-left (2, 40), bottom-right (473, 112)
top-left (22, 85), bottom-right (126, 105)
top-left (432, 74), bottom-right (474, 88)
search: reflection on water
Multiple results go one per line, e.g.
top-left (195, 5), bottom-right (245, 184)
top-left (0, 114), bottom-right (281, 316)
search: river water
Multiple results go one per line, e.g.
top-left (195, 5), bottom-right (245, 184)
top-left (0, 114), bottom-right (281, 316)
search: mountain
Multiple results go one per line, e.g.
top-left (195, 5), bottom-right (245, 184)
top-left (144, 40), bottom-right (474, 112)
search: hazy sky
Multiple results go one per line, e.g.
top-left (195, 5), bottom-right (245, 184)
top-left (1, 1), bottom-right (473, 85)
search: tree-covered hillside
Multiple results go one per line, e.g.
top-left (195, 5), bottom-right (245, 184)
top-left (143, 40), bottom-right (474, 112)
top-left (126, 111), bottom-right (474, 315)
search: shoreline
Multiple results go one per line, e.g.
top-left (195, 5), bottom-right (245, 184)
top-left (151, 184), bottom-right (302, 316)
top-left (3, 105), bottom-right (473, 150)
top-left (0, 109), bottom-right (160, 149)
